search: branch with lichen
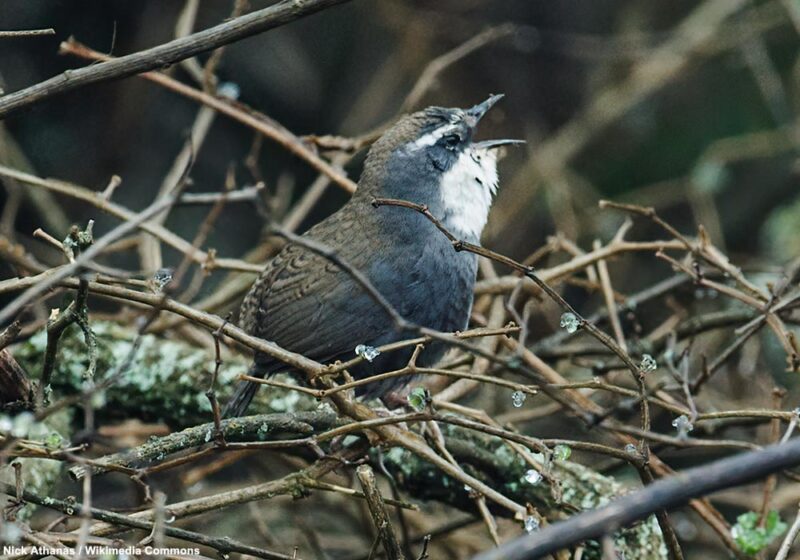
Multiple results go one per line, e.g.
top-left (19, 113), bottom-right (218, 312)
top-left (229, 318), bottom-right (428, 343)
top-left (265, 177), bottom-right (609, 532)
top-left (0, 407), bottom-right (72, 521)
top-left (8, 321), bottom-right (666, 558)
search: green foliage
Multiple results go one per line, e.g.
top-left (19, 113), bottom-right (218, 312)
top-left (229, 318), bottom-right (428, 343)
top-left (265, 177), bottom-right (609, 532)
top-left (43, 431), bottom-right (65, 450)
top-left (731, 510), bottom-right (787, 555)
top-left (553, 444), bottom-right (572, 462)
top-left (406, 386), bottom-right (429, 412)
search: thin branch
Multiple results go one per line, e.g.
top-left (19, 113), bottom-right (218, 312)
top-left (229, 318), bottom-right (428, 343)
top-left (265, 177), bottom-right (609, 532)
top-left (0, 164), bottom-right (262, 273)
top-left (0, 482), bottom-right (303, 560)
top-left (60, 38), bottom-right (357, 194)
top-left (775, 503), bottom-right (800, 560)
top-left (0, 29), bottom-right (55, 38)
top-left (357, 465), bottom-right (406, 560)
top-left (0, 0), bottom-right (353, 118)
top-left (472, 437), bottom-right (800, 560)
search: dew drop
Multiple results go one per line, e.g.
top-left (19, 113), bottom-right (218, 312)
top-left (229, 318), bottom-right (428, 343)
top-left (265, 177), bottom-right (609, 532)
top-left (672, 414), bottom-right (693, 438)
top-left (559, 312), bottom-right (580, 334)
top-left (523, 469), bottom-right (542, 485)
top-left (640, 354), bottom-right (657, 372)
top-left (355, 344), bottom-right (381, 362)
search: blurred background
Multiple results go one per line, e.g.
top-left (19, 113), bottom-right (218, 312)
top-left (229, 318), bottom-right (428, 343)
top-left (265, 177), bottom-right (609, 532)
top-left (2, 1), bottom-right (800, 558)
top-left (2, 0), bottom-right (798, 280)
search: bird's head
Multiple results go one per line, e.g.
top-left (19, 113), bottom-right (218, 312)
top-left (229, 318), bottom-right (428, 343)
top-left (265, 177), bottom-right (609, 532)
top-left (359, 94), bottom-right (521, 241)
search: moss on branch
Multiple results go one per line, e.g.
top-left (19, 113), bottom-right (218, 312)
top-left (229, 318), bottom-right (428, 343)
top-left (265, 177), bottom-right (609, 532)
top-left (10, 322), bottom-right (666, 558)
top-left (14, 321), bottom-right (317, 427)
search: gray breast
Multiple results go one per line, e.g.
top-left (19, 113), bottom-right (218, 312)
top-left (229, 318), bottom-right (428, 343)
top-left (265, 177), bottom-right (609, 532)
top-left (369, 209), bottom-right (478, 333)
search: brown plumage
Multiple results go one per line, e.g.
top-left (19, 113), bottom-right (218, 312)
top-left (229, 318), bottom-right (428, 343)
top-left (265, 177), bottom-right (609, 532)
top-left (226, 96), bottom-right (513, 417)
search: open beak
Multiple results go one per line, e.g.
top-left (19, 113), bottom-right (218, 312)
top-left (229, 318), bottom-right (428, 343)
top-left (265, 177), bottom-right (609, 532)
top-left (473, 139), bottom-right (525, 150)
top-left (465, 95), bottom-right (524, 149)
top-left (465, 93), bottom-right (504, 127)
top-left (467, 93), bottom-right (505, 122)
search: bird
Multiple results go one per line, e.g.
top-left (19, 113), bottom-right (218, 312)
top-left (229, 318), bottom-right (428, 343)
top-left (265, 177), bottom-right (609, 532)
top-left (224, 94), bottom-right (519, 417)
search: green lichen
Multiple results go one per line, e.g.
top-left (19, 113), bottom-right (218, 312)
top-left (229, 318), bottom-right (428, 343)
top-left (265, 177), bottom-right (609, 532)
top-left (382, 424), bottom-right (666, 560)
top-left (11, 322), bottom-right (666, 557)
top-left (13, 322), bottom-right (313, 427)
top-left (0, 408), bottom-right (71, 521)
top-left (732, 510), bottom-right (787, 555)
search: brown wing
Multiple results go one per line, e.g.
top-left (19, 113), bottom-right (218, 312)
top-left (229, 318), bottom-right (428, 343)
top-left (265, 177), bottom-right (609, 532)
top-left (239, 241), bottom-right (393, 366)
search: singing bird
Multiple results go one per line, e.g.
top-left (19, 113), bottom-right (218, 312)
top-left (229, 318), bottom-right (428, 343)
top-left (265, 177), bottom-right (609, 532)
top-left (225, 95), bottom-right (519, 417)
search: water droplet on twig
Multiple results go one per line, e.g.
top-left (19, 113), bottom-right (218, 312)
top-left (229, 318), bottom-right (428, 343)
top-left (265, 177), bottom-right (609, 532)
top-left (559, 312), bottom-right (580, 334)
top-left (355, 344), bottom-right (380, 362)
top-left (672, 414), bottom-right (693, 438)
top-left (523, 469), bottom-right (542, 485)
top-left (640, 354), bottom-right (657, 372)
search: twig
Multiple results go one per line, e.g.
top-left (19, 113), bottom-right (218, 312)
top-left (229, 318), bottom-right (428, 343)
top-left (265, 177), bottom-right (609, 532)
top-left (0, 0), bottom-right (353, 118)
top-left (0, 317), bottom-right (22, 351)
top-left (472, 437), bottom-right (800, 560)
top-left (138, 88), bottom-right (213, 272)
top-left (100, 175), bottom-right (122, 201)
top-left (401, 25), bottom-right (516, 110)
top-left (356, 465), bottom-right (406, 560)
top-left (416, 535), bottom-right (431, 560)
top-left (37, 281), bottom-right (89, 405)
top-left (177, 184), bottom-right (264, 205)
top-left (0, 481), bottom-right (301, 560)
top-left (474, 239), bottom-right (685, 294)
top-left (775, 503), bottom-right (800, 560)
top-left (0, 193), bottom-right (178, 326)
top-left (0, 29), bottom-right (55, 38)
top-left (594, 239), bottom-right (626, 352)
top-left (302, 479), bottom-right (419, 511)
top-left (60, 38), bottom-right (357, 194)
top-left (0, 164), bottom-right (262, 272)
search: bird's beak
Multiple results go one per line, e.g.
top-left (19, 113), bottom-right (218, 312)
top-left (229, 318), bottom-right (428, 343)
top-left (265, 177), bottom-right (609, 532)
top-left (465, 95), bottom-right (524, 150)
top-left (465, 93), bottom-right (504, 127)
top-left (473, 139), bottom-right (526, 150)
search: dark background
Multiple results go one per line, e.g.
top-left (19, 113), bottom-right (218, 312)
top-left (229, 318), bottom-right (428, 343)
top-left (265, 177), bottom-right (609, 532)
top-left (2, 0), bottom-right (797, 283)
top-left (2, 2), bottom-right (800, 558)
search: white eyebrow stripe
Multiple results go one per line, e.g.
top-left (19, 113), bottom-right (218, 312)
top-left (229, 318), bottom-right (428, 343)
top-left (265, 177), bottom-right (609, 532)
top-left (408, 123), bottom-right (459, 150)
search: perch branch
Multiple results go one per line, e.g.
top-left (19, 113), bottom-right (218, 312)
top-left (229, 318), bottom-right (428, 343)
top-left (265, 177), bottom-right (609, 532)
top-left (473, 437), bottom-right (800, 560)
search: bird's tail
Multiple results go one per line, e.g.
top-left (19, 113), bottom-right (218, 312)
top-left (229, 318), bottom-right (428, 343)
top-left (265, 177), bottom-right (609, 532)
top-left (223, 363), bottom-right (264, 418)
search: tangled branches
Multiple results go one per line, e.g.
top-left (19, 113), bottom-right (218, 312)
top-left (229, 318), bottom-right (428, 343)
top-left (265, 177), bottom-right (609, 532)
top-left (2, 1), bottom-right (800, 559)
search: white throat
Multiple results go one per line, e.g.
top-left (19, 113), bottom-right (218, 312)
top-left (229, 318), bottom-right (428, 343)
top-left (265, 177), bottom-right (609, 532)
top-left (439, 147), bottom-right (499, 241)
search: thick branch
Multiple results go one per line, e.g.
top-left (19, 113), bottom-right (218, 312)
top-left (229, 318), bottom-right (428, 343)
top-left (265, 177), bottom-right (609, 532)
top-left (473, 438), bottom-right (800, 560)
top-left (12, 323), bottom-right (666, 558)
top-left (0, 0), bottom-right (352, 118)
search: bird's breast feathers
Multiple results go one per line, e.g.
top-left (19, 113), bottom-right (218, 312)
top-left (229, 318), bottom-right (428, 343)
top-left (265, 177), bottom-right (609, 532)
top-left (438, 147), bottom-right (499, 241)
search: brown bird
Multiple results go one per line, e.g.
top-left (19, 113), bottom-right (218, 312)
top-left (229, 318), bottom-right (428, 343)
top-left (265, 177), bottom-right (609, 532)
top-left (225, 95), bottom-right (518, 417)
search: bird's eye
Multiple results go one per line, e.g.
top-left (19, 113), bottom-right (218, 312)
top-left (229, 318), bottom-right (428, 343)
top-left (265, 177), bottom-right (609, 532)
top-left (442, 134), bottom-right (460, 149)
